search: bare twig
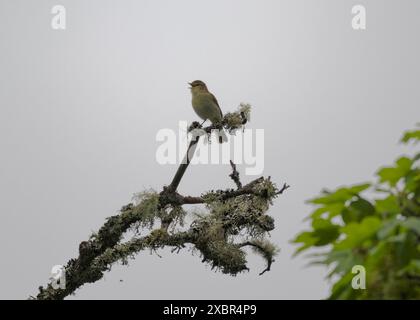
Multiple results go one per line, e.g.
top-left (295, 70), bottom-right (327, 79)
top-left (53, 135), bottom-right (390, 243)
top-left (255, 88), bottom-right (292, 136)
top-left (238, 241), bottom-right (274, 276)
top-left (277, 183), bottom-right (290, 195)
top-left (229, 160), bottom-right (242, 189)
top-left (168, 137), bottom-right (200, 193)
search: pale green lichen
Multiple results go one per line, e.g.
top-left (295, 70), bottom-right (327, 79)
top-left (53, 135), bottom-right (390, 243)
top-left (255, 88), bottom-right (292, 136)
top-left (254, 178), bottom-right (278, 201)
top-left (223, 103), bottom-right (252, 132)
top-left (189, 177), bottom-right (280, 274)
top-left (249, 239), bottom-right (279, 261)
top-left (35, 174), bottom-right (285, 299)
top-left (239, 103), bottom-right (251, 122)
top-left (131, 189), bottom-right (160, 228)
top-left (166, 206), bottom-right (188, 231)
top-left (203, 241), bottom-right (248, 275)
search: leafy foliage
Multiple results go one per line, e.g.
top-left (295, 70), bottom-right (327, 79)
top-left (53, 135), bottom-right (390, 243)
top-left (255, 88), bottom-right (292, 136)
top-left (292, 126), bottom-right (420, 299)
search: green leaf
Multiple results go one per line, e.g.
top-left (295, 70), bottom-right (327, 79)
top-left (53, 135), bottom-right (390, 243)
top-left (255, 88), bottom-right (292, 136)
top-left (309, 183), bottom-right (370, 205)
top-left (400, 197), bottom-right (420, 217)
top-left (341, 208), bottom-right (357, 224)
top-left (365, 241), bottom-right (388, 270)
top-left (309, 206), bottom-right (329, 220)
top-left (328, 272), bottom-right (356, 300)
top-left (312, 218), bottom-right (333, 229)
top-left (377, 220), bottom-right (400, 240)
top-left (397, 157), bottom-right (413, 172)
top-left (375, 195), bottom-right (400, 215)
top-left (342, 198), bottom-right (375, 223)
top-left (335, 217), bottom-right (382, 250)
top-left (397, 260), bottom-right (420, 276)
top-left (386, 233), bottom-right (406, 243)
top-left (377, 157), bottom-right (412, 187)
top-left (402, 217), bottom-right (420, 235)
top-left (324, 249), bottom-right (362, 277)
top-left (312, 219), bottom-right (340, 246)
top-left (292, 232), bottom-right (318, 255)
top-left (347, 183), bottom-right (372, 194)
top-left (377, 167), bottom-right (401, 186)
top-left (293, 219), bottom-right (340, 255)
top-left (297, 126), bottom-right (420, 299)
top-left (401, 128), bottom-right (420, 144)
top-left (309, 203), bottom-right (345, 220)
top-left (405, 169), bottom-right (420, 193)
top-left (395, 231), bottom-right (418, 268)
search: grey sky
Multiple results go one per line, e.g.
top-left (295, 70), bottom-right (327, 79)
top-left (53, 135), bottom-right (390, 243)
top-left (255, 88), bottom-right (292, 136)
top-left (0, 0), bottom-right (419, 299)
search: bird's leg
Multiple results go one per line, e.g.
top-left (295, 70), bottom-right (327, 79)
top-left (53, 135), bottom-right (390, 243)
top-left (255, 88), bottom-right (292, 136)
top-left (200, 119), bottom-right (207, 127)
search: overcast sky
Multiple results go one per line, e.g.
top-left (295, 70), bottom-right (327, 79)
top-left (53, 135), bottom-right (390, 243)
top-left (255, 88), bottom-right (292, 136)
top-left (0, 0), bottom-right (419, 299)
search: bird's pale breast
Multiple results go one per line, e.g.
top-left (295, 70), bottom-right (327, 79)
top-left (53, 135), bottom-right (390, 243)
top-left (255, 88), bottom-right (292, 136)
top-left (192, 92), bottom-right (222, 123)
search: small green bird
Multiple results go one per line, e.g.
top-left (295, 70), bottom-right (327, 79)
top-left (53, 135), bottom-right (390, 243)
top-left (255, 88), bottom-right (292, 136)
top-left (189, 80), bottom-right (227, 143)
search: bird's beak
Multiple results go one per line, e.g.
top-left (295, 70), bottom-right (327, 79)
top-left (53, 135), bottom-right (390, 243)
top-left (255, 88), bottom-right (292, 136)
top-left (188, 82), bottom-right (192, 88)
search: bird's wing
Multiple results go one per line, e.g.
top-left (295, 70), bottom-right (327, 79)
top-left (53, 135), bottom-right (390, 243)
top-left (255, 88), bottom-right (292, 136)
top-left (210, 92), bottom-right (223, 118)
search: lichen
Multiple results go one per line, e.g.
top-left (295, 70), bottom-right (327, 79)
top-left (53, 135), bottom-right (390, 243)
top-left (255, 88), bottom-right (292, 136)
top-left (131, 189), bottom-right (160, 228)
top-left (197, 240), bottom-right (248, 275)
top-left (223, 103), bottom-right (252, 132)
top-left (239, 102), bottom-right (251, 122)
top-left (249, 239), bottom-right (279, 261)
top-left (35, 175), bottom-right (286, 299)
top-left (33, 99), bottom-right (288, 299)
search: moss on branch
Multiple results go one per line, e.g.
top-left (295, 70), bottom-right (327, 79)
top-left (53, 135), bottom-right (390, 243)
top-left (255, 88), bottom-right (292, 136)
top-left (34, 105), bottom-right (288, 300)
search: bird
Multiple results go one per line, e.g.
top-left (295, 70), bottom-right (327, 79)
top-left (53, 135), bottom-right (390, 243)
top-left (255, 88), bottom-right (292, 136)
top-left (189, 80), bottom-right (227, 143)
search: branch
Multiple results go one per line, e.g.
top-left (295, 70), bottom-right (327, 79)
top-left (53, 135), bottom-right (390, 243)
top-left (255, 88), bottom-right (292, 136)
top-left (277, 183), bottom-right (290, 195)
top-left (229, 160), bottom-right (242, 189)
top-left (34, 104), bottom-right (288, 299)
top-left (36, 230), bottom-right (195, 300)
top-left (168, 135), bottom-right (200, 192)
top-left (35, 174), bottom-right (286, 299)
top-left (161, 177), bottom-right (267, 206)
top-left (238, 240), bottom-right (278, 276)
